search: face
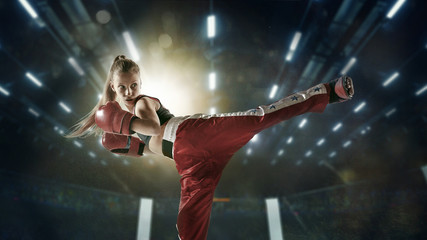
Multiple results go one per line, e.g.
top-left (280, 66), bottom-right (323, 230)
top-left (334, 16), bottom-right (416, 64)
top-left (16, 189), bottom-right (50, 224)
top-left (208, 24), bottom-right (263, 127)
top-left (110, 72), bottom-right (141, 107)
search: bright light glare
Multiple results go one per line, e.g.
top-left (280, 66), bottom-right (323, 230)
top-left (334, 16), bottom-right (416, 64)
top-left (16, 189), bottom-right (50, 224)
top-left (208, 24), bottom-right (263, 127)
top-left (59, 101), bottom-right (72, 113)
top-left (332, 122), bottom-right (342, 132)
top-left (123, 31), bottom-right (140, 61)
top-left (287, 136), bottom-right (293, 144)
top-left (278, 149), bottom-right (284, 156)
top-left (246, 148), bottom-right (252, 155)
top-left (299, 118), bottom-right (307, 128)
top-left (329, 151), bottom-right (336, 158)
top-left (340, 57), bottom-right (357, 75)
top-left (383, 72), bottom-right (399, 87)
top-left (207, 15), bottom-right (216, 38)
top-left (210, 107), bottom-right (216, 114)
top-left (19, 0), bottom-right (38, 19)
top-left (305, 150), bottom-right (312, 157)
top-left (354, 101), bottom-right (366, 113)
top-left (68, 57), bottom-right (85, 76)
top-left (26, 72), bottom-right (43, 87)
top-left (269, 84), bottom-right (278, 99)
top-left (209, 72), bottom-right (216, 90)
top-left (415, 84), bottom-right (427, 96)
top-left (28, 108), bottom-right (40, 117)
top-left (0, 86), bottom-right (10, 96)
top-left (386, 0), bottom-right (406, 19)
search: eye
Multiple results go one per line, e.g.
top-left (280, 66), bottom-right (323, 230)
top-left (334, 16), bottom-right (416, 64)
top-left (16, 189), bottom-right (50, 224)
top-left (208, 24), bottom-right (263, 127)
top-left (118, 85), bottom-right (125, 90)
top-left (131, 83), bottom-right (137, 88)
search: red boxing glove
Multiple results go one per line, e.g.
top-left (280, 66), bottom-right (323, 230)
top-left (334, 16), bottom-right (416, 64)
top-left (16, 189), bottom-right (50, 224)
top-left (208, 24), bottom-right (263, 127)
top-left (95, 101), bottom-right (136, 135)
top-left (102, 132), bottom-right (145, 157)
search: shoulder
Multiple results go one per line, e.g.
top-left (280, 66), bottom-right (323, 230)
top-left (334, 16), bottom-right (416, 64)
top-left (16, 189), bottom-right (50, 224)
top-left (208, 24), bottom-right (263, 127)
top-left (135, 95), bottom-right (160, 111)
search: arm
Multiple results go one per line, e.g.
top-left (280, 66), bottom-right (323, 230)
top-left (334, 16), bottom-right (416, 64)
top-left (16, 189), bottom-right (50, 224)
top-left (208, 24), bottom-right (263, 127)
top-left (131, 97), bottom-right (161, 136)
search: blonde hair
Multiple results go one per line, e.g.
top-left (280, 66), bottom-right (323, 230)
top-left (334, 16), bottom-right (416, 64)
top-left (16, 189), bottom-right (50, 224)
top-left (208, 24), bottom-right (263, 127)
top-left (65, 55), bottom-right (140, 138)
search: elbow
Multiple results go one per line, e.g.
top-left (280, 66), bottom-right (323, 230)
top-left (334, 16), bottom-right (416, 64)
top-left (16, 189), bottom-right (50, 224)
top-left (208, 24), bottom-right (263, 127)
top-left (150, 124), bottom-right (161, 136)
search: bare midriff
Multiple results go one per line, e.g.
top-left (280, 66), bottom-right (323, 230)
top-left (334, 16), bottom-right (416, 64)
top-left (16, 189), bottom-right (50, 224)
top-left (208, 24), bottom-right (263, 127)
top-left (147, 121), bottom-right (168, 156)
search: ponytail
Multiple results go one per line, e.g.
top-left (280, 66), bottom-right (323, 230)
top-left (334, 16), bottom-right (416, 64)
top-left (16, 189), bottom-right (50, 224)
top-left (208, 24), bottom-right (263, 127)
top-left (65, 55), bottom-right (139, 138)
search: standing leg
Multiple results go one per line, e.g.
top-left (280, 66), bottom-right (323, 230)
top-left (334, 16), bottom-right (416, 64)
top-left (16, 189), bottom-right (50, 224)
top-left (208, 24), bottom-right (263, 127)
top-left (174, 154), bottom-right (228, 240)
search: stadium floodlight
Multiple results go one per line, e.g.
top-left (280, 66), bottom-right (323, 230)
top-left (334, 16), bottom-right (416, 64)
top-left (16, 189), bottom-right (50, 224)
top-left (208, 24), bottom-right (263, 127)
top-left (340, 57), bottom-right (357, 75)
top-left (19, 0), bottom-right (38, 19)
top-left (287, 136), bottom-right (293, 144)
top-left (123, 31), bottom-right (140, 61)
top-left (386, 0), bottom-right (406, 19)
top-left (207, 15), bottom-right (216, 38)
top-left (299, 118), bottom-right (307, 128)
top-left (415, 84), bottom-right (427, 96)
top-left (385, 108), bottom-right (397, 117)
top-left (28, 108), bottom-right (40, 117)
top-left (383, 72), bottom-right (399, 87)
top-left (332, 122), bottom-right (342, 132)
top-left (68, 57), bottom-right (85, 76)
top-left (26, 72), bottom-right (42, 87)
top-left (317, 138), bottom-right (325, 146)
top-left (59, 101), bottom-right (72, 113)
top-left (209, 72), bottom-right (216, 90)
top-left (269, 84), bottom-right (278, 99)
top-left (0, 86), bottom-right (10, 96)
top-left (354, 101), bottom-right (366, 113)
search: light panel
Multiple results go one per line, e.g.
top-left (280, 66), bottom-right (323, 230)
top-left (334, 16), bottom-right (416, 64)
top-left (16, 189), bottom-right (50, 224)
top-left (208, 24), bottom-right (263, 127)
top-left (415, 84), bottom-right (427, 96)
top-left (59, 101), bottom-right (72, 113)
top-left (340, 57), bottom-right (357, 75)
top-left (269, 84), bottom-right (278, 99)
top-left (385, 108), bottom-right (397, 117)
top-left (332, 122), bottom-right (342, 132)
top-left (299, 118), bottom-right (307, 128)
top-left (386, 0), bottom-right (406, 19)
top-left (354, 101), bottom-right (366, 113)
top-left (26, 72), bottom-right (43, 87)
top-left (317, 138), bottom-right (325, 146)
top-left (0, 86), bottom-right (10, 96)
top-left (383, 72), bottom-right (399, 87)
top-left (209, 72), bottom-right (216, 90)
top-left (28, 108), bottom-right (40, 117)
top-left (19, 0), bottom-right (38, 19)
top-left (207, 15), bottom-right (216, 38)
top-left (68, 57), bottom-right (85, 76)
top-left (343, 140), bottom-right (352, 148)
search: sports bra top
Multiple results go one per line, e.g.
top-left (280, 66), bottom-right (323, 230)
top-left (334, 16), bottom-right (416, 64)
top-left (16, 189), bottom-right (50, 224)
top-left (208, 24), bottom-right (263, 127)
top-left (132, 95), bottom-right (175, 146)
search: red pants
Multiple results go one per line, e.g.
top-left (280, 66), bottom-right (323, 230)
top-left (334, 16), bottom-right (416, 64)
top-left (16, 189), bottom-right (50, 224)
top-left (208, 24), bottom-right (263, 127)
top-left (162, 84), bottom-right (331, 239)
